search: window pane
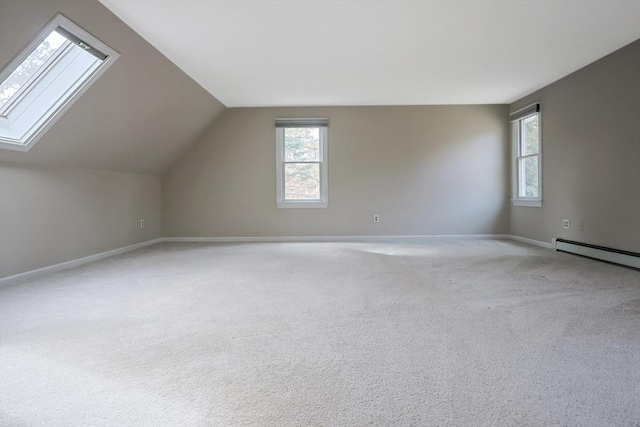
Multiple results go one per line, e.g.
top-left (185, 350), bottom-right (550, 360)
top-left (284, 127), bottom-right (320, 161)
top-left (285, 163), bottom-right (320, 200)
top-left (0, 31), bottom-right (68, 109)
top-left (519, 156), bottom-right (539, 197)
top-left (522, 115), bottom-right (539, 156)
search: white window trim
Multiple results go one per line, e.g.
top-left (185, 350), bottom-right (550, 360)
top-left (512, 199), bottom-right (542, 207)
top-left (0, 13), bottom-right (119, 152)
top-left (276, 125), bottom-right (328, 208)
top-left (511, 103), bottom-right (542, 208)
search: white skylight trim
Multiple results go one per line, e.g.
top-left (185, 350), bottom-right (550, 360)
top-left (0, 14), bottom-right (119, 152)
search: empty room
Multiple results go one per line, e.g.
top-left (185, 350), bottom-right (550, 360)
top-left (0, 0), bottom-right (639, 425)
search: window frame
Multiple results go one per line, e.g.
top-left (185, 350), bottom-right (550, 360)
top-left (275, 122), bottom-right (328, 208)
top-left (0, 13), bottom-right (119, 152)
top-left (511, 103), bottom-right (542, 207)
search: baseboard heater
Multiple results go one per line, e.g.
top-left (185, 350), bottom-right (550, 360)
top-left (555, 238), bottom-right (640, 270)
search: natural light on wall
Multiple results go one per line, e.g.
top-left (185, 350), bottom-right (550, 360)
top-left (0, 14), bottom-right (119, 151)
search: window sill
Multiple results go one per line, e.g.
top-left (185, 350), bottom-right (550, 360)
top-left (277, 201), bottom-right (328, 209)
top-left (512, 199), bottom-right (542, 207)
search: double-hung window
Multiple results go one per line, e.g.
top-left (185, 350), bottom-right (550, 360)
top-left (511, 103), bottom-right (542, 207)
top-left (275, 118), bottom-right (328, 208)
top-left (0, 14), bottom-right (119, 151)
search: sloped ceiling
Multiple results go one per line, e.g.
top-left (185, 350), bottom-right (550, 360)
top-left (100, 0), bottom-right (640, 107)
top-left (0, 0), bottom-right (226, 175)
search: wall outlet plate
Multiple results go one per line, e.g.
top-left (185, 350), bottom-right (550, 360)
top-left (140, 219), bottom-right (145, 228)
top-left (373, 215), bottom-right (380, 223)
top-left (563, 219), bottom-right (569, 229)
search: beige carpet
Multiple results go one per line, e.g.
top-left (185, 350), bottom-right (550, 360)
top-left (1, 239), bottom-right (639, 426)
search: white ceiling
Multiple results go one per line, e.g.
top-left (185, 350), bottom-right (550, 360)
top-left (100, 0), bottom-right (640, 107)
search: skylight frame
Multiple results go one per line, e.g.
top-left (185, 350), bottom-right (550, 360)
top-left (0, 13), bottom-right (119, 152)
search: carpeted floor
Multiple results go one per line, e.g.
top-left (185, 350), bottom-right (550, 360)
top-left (1, 239), bottom-right (639, 426)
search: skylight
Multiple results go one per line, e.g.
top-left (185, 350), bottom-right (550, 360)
top-left (0, 32), bottom-right (67, 112)
top-left (0, 14), bottom-right (119, 151)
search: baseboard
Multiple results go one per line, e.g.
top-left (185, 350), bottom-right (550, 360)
top-left (509, 235), bottom-right (553, 249)
top-left (162, 234), bottom-right (512, 243)
top-left (1, 234), bottom-right (547, 288)
top-left (0, 238), bottom-right (163, 288)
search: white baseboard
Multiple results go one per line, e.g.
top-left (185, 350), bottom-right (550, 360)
top-left (509, 235), bottom-right (553, 249)
top-left (164, 235), bottom-right (549, 251)
top-left (163, 234), bottom-right (512, 243)
top-left (0, 238), bottom-right (163, 288)
top-left (1, 234), bottom-right (552, 288)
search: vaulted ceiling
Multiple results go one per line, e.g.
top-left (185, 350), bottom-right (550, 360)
top-left (100, 0), bottom-right (640, 107)
top-left (1, 0), bottom-right (638, 175)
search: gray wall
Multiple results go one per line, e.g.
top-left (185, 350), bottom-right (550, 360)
top-left (162, 105), bottom-right (510, 237)
top-left (0, 0), bottom-right (220, 278)
top-left (510, 40), bottom-right (640, 253)
top-left (0, 0), bottom-right (225, 175)
top-left (0, 163), bottom-right (161, 278)
top-left (3, 0), bottom-right (634, 278)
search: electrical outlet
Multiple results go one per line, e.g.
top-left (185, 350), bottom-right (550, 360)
top-left (578, 221), bottom-right (583, 231)
top-left (562, 219), bottom-right (569, 229)
top-left (140, 219), bottom-right (145, 228)
top-left (373, 215), bottom-right (380, 223)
